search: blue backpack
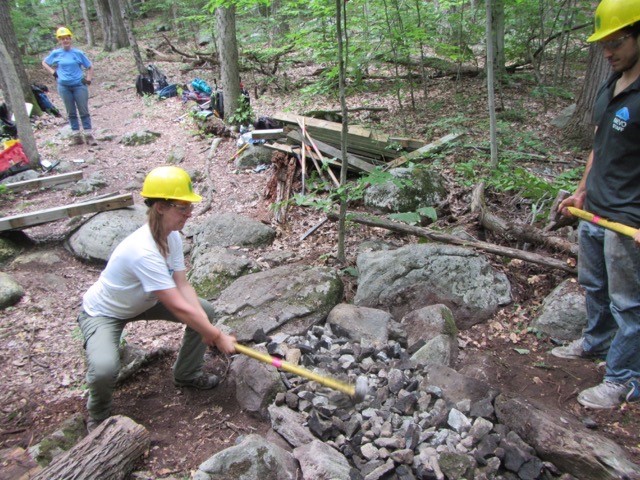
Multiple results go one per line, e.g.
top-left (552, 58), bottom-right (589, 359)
top-left (157, 84), bottom-right (178, 99)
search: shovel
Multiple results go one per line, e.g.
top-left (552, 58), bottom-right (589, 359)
top-left (567, 207), bottom-right (638, 238)
top-left (234, 343), bottom-right (368, 403)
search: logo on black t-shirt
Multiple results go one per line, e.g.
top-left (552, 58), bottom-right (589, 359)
top-left (613, 107), bottom-right (629, 132)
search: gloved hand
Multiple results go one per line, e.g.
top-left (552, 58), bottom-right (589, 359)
top-left (53, 71), bottom-right (58, 79)
top-left (82, 78), bottom-right (91, 86)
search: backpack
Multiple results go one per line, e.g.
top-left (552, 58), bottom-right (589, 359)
top-left (0, 141), bottom-right (30, 180)
top-left (31, 84), bottom-right (61, 117)
top-left (147, 64), bottom-right (168, 91)
top-left (191, 78), bottom-right (212, 95)
top-left (135, 74), bottom-right (154, 96)
top-left (157, 84), bottom-right (178, 99)
top-left (212, 89), bottom-right (224, 119)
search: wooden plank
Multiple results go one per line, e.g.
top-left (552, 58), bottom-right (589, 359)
top-left (288, 130), bottom-right (376, 174)
top-left (0, 193), bottom-right (134, 231)
top-left (263, 142), bottom-right (295, 154)
top-left (251, 129), bottom-right (284, 140)
top-left (3, 171), bottom-right (84, 193)
top-left (382, 132), bottom-right (466, 171)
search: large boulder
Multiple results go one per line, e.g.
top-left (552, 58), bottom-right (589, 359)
top-left (189, 246), bottom-right (260, 300)
top-left (326, 303), bottom-right (392, 346)
top-left (66, 206), bottom-right (147, 262)
top-left (193, 434), bottom-right (299, 480)
top-left (192, 213), bottom-right (276, 248)
top-left (495, 394), bottom-right (640, 480)
top-left (531, 279), bottom-right (586, 340)
top-left (214, 265), bottom-right (343, 342)
top-left (354, 244), bottom-right (511, 329)
top-left (0, 272), bottom-right (24, 309)
top-left (364, 165), bottom-right (446, 213)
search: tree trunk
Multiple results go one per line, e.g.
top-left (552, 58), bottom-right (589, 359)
top-left (491, 0), bottom-right (505, 80)
top-left (563, 43), bottom-right (609, 148)
top-left (0, 2), bottom-right (40, 114)
top-left (120, 1), bottom-right (145, 74)
top-left (0, 38), bottom-right (39, 166)
top-left (33, 416), bottom-right (149, 480)
top-left (108, 0), bottom-right (129, 49)
top-left (96, 0), bottom-right (129, 51)
top-left (80, 0), bottom-right (95, 47)
top-left (486, 0), bottom-right (498, 167)
top-left (215, 6), bottom-right (241, 123)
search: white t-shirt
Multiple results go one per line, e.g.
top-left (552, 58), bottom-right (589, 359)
top-left (82, 224), bottom-right (186, 319)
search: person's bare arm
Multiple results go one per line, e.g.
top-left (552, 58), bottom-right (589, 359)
top-left (155, 280), bottom-right (236, 354)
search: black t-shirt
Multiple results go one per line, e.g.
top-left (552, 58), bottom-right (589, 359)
top-left (585, 73), bottom-right (640, 228)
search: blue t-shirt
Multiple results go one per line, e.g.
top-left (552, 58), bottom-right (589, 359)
top-left (43, 48), bottom-right (92, 86)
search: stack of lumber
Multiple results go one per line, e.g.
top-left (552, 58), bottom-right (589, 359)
top-left (271, 112), bottom-right (426, 163)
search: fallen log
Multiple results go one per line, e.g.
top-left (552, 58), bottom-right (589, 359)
top-left (33, 415), bottom-right (149, 480)
top-left (470, 183), bottom-right (578, 256)
top-left (326, 210), bottom-right (576, 274)
top-left (382, 132), bottom-right (465, 170)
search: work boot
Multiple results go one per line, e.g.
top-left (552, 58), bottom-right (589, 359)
top-left (86, 417), bottom-right (104, 433)
top-left (70, 132), bottom-right (83, 145)
top-left (550, 338), bottom-right (604, 360)
top-left (577, 381), bottom-right (627, 409)
top-left (84, 133), bottom-right (98, 146)
top-left (174, 373), bottom-right (220, 390)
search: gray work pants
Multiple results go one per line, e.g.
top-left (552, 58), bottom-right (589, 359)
top-left (77, 299), bottom-right (215, 421)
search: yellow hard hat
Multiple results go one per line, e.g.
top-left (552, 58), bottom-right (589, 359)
top-left (140, 166), bottom-right (202, 202)
top-left (56, 27), bottom-right (73, 38)
top-left (588, 0), bottom-right (640, 42)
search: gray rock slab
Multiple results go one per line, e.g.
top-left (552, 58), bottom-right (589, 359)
top-left (193, 433), bottom-right (298, 480)
top-left (401, 304), bottom-right (458, 348)
top-left (326, 303), bottom-right (392, 346)
top-left (411, 334), bottom-right (458, 367)
top-left (192, 213), bottom-right (276, 248)
top-left (293, 439), bottom-right (354, 480)
top-left (421, 364), bottom-right (499, 407)
top-left (494, 394), bottom-right (640, 480)
top-left (231, 351), bottom-right (286, 419)
top-left (66, 205), bottom-right (147, 262)
top-left (189, 246), bottom-right (260, 300)
top-left (235, 144), bottom-right (274, 169)
top-left (354, 244), bottom-right (512, 329)
top-left (214, 264), bottom-right (343, 341)
top-left (532, 279), bottom-right (586, 341)
top-left (268, 404), bottom-right (316, 447)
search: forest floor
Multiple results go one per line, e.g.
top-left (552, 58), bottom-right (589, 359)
top-left (0, 40), bottom-right (639, 479)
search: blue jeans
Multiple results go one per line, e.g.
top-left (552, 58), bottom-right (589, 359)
top-left (578, 221), bottom-right (640, 383)
top-left (77, 299), bottom-right (216, 420)
top-left (57, 83), bottom-right (91, 131)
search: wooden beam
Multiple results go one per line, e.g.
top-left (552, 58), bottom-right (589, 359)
top-left (287, 130), bottom-right (376, 173)
top-left (251, 129), bottom-right (284, 140)
top-left (0, 193), bottom-right (134, 231)
top-left (382, 132), bottom-right (466, 171)
top-left (2, 171), bottom-right (84, 193)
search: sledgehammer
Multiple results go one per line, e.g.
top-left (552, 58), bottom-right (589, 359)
top-left (234, 343), bottom-right (368, 403)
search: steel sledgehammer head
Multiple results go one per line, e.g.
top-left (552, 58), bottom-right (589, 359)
top-left (353, 376), bottom-right (368, 403)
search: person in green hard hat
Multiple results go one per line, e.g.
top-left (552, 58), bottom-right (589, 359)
top-left (78, 166), bottom-right (237, 432)
top-left (553, 0), bottom-right (640, 409)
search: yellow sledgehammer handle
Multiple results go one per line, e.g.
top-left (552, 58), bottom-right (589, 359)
top-left (234, 343), bottom-right (356, 397)
top-left (568, 207), bottom-right (638, 238)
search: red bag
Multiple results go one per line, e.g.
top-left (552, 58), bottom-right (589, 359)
top-left (0, 142), bottom-right (30, 180)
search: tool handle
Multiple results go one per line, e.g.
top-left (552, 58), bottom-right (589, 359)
top-left (234, 343), bottom-right (356, 397)
top-left (567, 207), bottom-right (638, 238)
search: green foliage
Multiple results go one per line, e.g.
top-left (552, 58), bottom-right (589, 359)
top-left (227, 95), bottom-right (254, 127)
top-left (531, 85), bottom-right (575, 101)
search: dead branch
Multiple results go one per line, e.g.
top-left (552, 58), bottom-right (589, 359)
top-left (470, 182), bottom-right (578, 256)
top-left (326, 210), bottom-right (576, 274)
top-left (265, 152), bottom-right (297, 223)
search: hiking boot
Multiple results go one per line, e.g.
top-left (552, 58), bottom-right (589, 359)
top-left (627, 380), bottom-right (640, 403)
top-left (174, 374), bottom-right (220, 390)
top-left (550, 338), bottom-right (602, 360)
top-left (86, 417), bottom-right (103, 433)
top-left (84, 133), bottom-right (98, 146)
top-left (577, 381), bottom-right (627, 409)
top-left (70, 132), bottom-right (84, 145)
